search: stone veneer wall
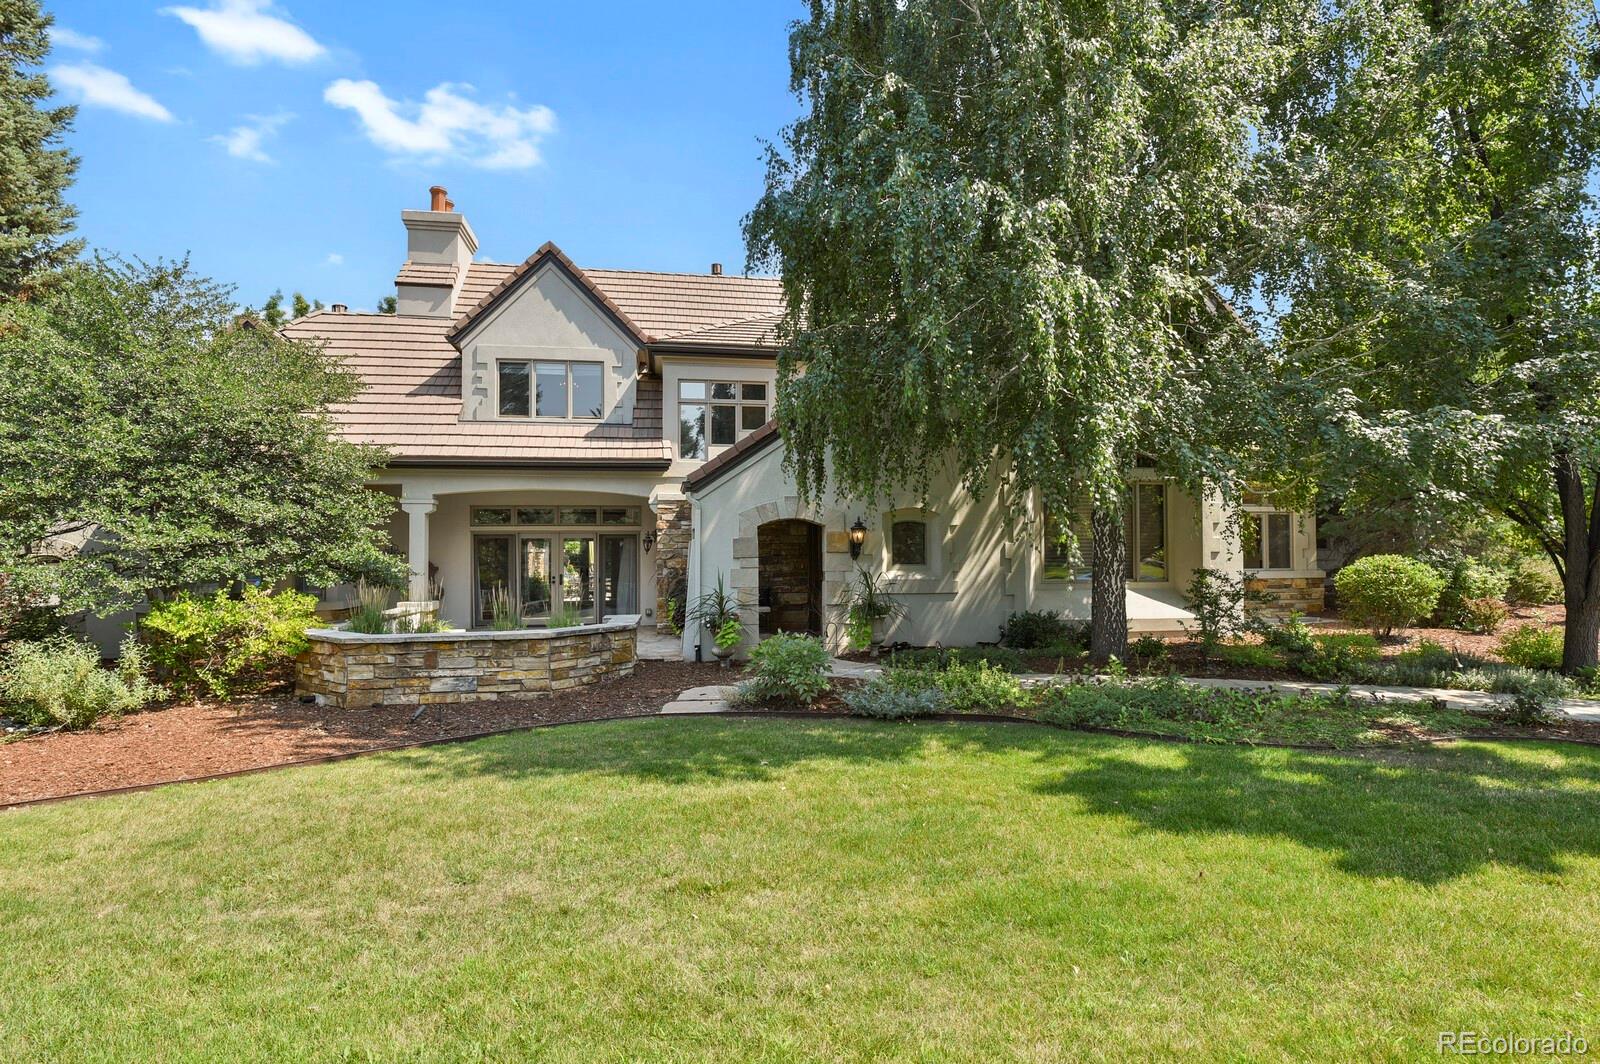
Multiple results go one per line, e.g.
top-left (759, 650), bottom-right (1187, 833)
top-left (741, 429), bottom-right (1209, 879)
top-left (295, 619), bottom-right (638, 710)
top-left (654, 499), bottom-right (692, 625)
top-left (1245, 575), bottom-right (1326, 620)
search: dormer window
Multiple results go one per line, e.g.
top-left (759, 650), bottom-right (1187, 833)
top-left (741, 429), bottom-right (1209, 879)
top-left (497, 359), bottom-right (604, 419)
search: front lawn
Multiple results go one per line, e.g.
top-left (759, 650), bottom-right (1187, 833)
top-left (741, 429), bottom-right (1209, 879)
top-left (4, 718), bottom-right (1599, 1060)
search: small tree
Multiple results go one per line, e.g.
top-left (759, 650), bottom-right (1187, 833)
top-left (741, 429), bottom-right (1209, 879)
top-left (1182, 568), bottom-right (1250, 665)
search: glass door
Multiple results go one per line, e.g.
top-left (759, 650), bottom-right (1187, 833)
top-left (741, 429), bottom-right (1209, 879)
top-left (473, 535), bottom-right (513, 626)
top-left (519, 536), bottom-right (554, 625)
top-left (600, 535), bottom-right (638, 617)
top-left (561, 537), bottom-right (596, 620)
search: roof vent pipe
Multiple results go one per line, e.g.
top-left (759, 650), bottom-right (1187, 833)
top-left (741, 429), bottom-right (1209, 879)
top-left (429, 185), bottom-right (449, 211)
top-left (710, 262), bottom-right (723, 276)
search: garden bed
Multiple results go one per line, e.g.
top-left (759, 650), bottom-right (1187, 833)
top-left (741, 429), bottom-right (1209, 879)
top-left (0, 660), bottom-right (720, 807)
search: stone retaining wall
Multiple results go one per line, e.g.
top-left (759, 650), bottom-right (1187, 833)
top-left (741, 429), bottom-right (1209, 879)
top-left (1245, 575), bottom-right (1326, 620)
top-left (295, 616), bottom-right (639, 709)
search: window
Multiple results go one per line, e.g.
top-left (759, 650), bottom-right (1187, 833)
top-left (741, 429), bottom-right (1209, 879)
top-left (472, 507), bottom-right (513, 526)
top-left (473, 507), bottom-right (639, 528)
top-left (678, 379), bottom-right (769, 459)
top-left (1042, 483), bottom-right (1168, 582)
top-left (891, 520), bottom-right (928, 566)
top-left (497, 360), bottom-right (604, 419)
top-left (1245, 512), bottom-right (1294, 570)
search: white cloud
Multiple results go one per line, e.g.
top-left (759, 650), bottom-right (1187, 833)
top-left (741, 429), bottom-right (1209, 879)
top-left (51, 27), bottom-right (105, 53)
top-left (324, 252), bottom-right (343, 266)
top-left (51, 62), bottom-right (175, 122)
top-left (324, 79), bottom-right (556, 170)
top-left (210, 112), bottom-right (292, 162)
top-left (162, 0), bottom-right (325, 66)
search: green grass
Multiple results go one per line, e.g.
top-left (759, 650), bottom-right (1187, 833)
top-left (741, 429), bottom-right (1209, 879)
top-left (4, 719), bottom-right (1600, 1060)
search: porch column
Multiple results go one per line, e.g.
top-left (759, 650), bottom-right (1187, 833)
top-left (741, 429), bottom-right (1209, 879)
top-left (400, 496), bottom-right (437, 602)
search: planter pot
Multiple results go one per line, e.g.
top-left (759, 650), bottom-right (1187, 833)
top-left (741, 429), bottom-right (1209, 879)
top-left (711, 642), bottom-right (737, 668)
top-left (868, 617), bottom-right (888, 658)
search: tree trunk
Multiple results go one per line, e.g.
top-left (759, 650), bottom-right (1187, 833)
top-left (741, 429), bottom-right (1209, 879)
top-left (1554, 454), bottom-right (1600, 674)
top-left (1089, 501), bottom-right (1128, 665)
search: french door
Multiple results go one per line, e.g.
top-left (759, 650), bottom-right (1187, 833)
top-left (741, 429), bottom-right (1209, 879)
top-left (474, 532), bottom-right (636, 627)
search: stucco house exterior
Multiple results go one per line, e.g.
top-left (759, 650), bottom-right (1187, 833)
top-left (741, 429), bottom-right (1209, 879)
top-left (287, 187), bottom-right (1324, 659)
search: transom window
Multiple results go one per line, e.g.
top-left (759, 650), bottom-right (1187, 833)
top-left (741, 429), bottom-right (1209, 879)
top-left (678, 380), bottom-right (769, 460)
top-left (1244, 512), bottom-right (1294, 570)
top-left (472, 506), bottom-right (639, 527)
top-left (498, 360), bottom-right (604, 419)
top-left (1042, 483), bottom-right (1168, 583)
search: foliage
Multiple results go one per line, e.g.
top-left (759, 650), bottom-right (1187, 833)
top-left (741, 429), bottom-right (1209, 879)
top-left (1244, 0), bottom-right (1600, 671)
top-left (713, 619), bottom-right (743, 651)
top-left (747, 0), bottom-right (1299, 663)
top-left (1506, 563), bottom-right (1561, 607)
top-left (999, 611), bottom-right (1079, 652)
top-left (0, 635), bottom-right (162, 728)
top-left (843, 676), bottom-right (946, 720)
top-left (345, 579), bottom-right (392, 635)
top-left (1457, 597), bottom-right (1510, 636)
top-left (1128, 634), bottom-right (1169, 668)
top-left (687, 574), bottom-right (742, 644)
top-left (1217, 643), bottom-right (1278, 670)
top-left (839, 567), bottom-right (904, 650)
top-left (1434, 558), bottom-right (1510, 629)
top-left (1034, 676), bottom-right (1494, 747)
top-left (0, 258), bottom-right (404, 617)
top-left (0, 0), bottom-right (81, 297)
top-left (1262, 614), bottom-right (1316, 657)
top-left (1182, 569), bottom-right (1252, 663)
top-left (139, 586), bottom-right (317, 698)
top-left (1334, 556), bottom-right (1445, 637)
top-left (0, 570), bottom-right (60, 647)
top-left (546, 607), bottom-right (585, 630)
top-left (885, 645), bottom-right (1027, 674)
top-left (1498, 624), bottom-right (1565, 671)
top-left (883, 659), bottom-right (1028, 714)
top-left (737, 633), bottom-right (830, 705)
top-left (377, 295), bottom-right (398, 315)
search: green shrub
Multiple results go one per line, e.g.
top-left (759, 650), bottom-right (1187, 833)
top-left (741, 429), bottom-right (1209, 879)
top-left (1457, 597), bottom-right (1509, 635)
top-left (1497, 623), bottom-right (1563, 670)
top-left (843, 678), bottom-right (946, 720)
top-left (1262, 614), bottom-right (1316, 657)
top-left (1182, 568), bottom-right (1251, 662)
top-left (738, 633), bottom-right (830, 704)
top-left (1217, 643), bottom-right (1279, 669)
top-left (1434, 557), bottom-right (1511, 627)
top-left (884, 659), bottom-right (1027, 713)
top-left (1334, 555), bottom-right (1445, 636)
top-left (140, 586), bottom-right (318, 698)
top-left (1129, 634), bottom-right (1169, 667)
top-left (0, 636), bottom-right (163, 728)
top-left (998, 610), bottom-right (1078, 650)
top-left (1505, 563), bottom-right (1561, 606)
top-left (1313, 632), bottom-right (1382, 660)
top-left (885, 645), bottom-right (1026, 674)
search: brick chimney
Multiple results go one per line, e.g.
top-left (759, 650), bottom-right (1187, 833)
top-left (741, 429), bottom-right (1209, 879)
top-left (397, 185), bottom-right (477, 317)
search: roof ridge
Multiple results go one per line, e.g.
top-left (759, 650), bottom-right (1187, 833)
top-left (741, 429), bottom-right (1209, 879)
top-left (448, 241), bottom-right (655, 346)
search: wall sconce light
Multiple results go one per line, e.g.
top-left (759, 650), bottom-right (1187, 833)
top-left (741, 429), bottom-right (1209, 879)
top-left (643, 531), bottom-right (656, 554)
top-left (848, 517), bottom-right (868, 560)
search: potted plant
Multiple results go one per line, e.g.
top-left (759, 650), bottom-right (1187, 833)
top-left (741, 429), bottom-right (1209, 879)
top-left (687, 575), bottom-right (744, 667)
top-left (840, 567), bottom-right (904, 657)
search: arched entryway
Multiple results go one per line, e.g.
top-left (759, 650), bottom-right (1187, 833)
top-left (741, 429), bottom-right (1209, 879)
top-left (757, 519), bottom-right (824, 636)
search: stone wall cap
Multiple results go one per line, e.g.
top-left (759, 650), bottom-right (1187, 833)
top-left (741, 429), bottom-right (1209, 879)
top-left (305, 615), bottom-right (642, 646)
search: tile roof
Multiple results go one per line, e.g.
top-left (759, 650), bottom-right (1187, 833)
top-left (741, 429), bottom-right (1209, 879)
top-left (682, 419), bottom-right (781, 491)
top-left (395, 261), bottom-right (459, 288)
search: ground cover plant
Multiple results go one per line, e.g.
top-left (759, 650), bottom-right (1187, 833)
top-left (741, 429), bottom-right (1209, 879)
top-left (3, 718), bottom-right (1598, 1060)
top-left (0, 635), bottom-right (163, 729)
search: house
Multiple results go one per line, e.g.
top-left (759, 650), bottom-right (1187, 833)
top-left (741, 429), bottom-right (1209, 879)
top-left (286, 187), bottom-right (1324, 658)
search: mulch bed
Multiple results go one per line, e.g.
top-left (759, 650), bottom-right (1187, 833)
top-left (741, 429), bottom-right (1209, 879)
top-left (0, 660), bottom-right (722, 807)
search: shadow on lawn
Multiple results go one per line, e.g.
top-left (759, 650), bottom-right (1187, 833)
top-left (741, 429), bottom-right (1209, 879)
top-left (395, 717), bottom-right (1600, 885)
top-left (1040, 740), bottom-right (1600, 884)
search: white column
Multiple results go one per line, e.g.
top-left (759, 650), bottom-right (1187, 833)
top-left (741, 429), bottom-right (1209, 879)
top-left (400, 497), bottom-right (437, 602)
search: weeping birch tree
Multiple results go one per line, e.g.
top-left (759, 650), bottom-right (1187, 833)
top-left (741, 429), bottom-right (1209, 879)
top-left (1246, 0), bottom-right (1600, 672)
top-left (746, 0), bottom-right (1290, 660)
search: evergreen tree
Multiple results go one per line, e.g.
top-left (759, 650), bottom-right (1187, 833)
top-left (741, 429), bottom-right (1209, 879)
top-left (0, 0), bottom-right (82, 297)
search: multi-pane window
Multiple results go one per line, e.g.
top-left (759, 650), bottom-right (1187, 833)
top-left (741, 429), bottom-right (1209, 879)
top-left (497, 360), bottom-right (603, 419)
top-left (1244, 512), bottom-right (1293, 570)
top-left (471, 506), bottom-right (640, 527)
top-left (891, 520), bottom-right (928, 566)
top-left (1042, 483), bottom-right (1167, 583)
top-left (678, 380), bottom-right (769, 460)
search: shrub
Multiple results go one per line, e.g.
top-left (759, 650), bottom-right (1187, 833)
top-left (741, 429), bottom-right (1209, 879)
top-left (884, 659), bottom-right (1027, 713)
top-left (1434, 558), bottom-right (1510, 627)
top-left (1182, 568), bottom-right (1250, 662)
top-left (1217, 643), bottom-right (1279, 669)
top-left (1497, 623), bottom-right (1563, 670)
top-left (0, 636), bottom-right (163, 728)
top-left (1334, 555), bottom-right (1445, 636)
top-left (1457, 596), bottom-right (1510, 635)
top-left (1262, 614), bottom-right (1316, 657)
top-left (886, 645), bottom-right (1026, 674)
top-left (843, 677), bottom-right (946, 720)
top-left (999, 610), bottom-right (1077, 650)
top-left (1505, 563), bottom-right (1561, 606)
top-left (140, 586), bottom-right (318, 698)
top-left (1129, 634), bottom-right (1169, 667)
top-left (738, 633), bottom-right (830, 704)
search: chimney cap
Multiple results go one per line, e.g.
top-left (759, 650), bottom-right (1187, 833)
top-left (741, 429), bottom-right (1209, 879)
top-left (710, 262), bottom-right (723, 276)
top-left (429, 185), bottom-right (449, 211)
top-left (330, 303), bottom-right (349, 313)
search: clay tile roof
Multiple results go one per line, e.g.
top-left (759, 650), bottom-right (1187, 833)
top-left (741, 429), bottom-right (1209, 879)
top-left (395, 261), bottom-right (459, 288)
top-left (682, 419), bottom-right (782, 491)
top-left (447, 242), bottom-right (653, 347)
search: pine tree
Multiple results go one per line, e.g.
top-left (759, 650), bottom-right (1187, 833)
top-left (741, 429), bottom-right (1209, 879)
top-left (0, 0), bottom-right (82, 297)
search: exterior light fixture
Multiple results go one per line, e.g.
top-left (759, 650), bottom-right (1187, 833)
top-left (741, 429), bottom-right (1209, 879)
top-left (848, 517), bottom-right (868, 560)
top-left (643, 531), bottom-right (656, 554)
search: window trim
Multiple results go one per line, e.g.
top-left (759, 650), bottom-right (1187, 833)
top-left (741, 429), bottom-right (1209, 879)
top-left (677, 378), bottom-right (769, 460)
top-left (493, 358), bottom-right (607, 421)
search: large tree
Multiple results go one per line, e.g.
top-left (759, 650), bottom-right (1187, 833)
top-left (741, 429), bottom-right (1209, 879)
top-left (0, 258), bottom-right (403, 615)
top-left (0, 0), bottom-right (82, 297)
top-left (747, 0), bottom-right (1290, 660)
top-left (1247, 0), bottom-right (1600, 671)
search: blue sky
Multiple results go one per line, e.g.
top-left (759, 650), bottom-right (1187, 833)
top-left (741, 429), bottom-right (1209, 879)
top-left (43, 0), bottom-right (805, 311)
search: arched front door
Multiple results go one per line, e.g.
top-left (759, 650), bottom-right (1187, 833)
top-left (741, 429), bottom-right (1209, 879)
top-left (756, 519), bottom-right (823, 636)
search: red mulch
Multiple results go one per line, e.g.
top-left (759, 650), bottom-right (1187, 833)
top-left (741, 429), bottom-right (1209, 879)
top-left (0, 660), bottom-right (722, 807)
